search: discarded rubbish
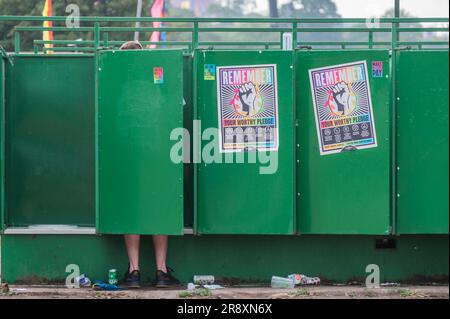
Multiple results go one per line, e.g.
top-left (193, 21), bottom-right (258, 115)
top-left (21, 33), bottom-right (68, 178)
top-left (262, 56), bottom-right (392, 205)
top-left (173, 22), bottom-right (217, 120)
top-left (187, 283), bottom-right (198, 291)
top-left (108, 269), bottom-right (118, 285)
top-left (300, 275), bottom-right (321, 286)
top-left (288, 274), bottom-right (302, 285)
top-left (10, 288), bottom-right (27, 292)
top-left (272, 274), bottom-right (321, 288)
top-left (193, 275), bottom-right (215, 285)
top-left (188, 280), bottom-right (222, 290)
top-left (75, 274), bottom-right (91, 288)
top-left (271, 276), bottom-right (295, 289)
top-left (92, 281), bottom-right (120, 291)
top-left (203, 284), bottom-right (224, 290)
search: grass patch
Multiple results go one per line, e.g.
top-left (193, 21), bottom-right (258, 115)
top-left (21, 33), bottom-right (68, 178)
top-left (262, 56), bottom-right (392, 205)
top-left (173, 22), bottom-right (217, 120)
top-left (396, 288), bottom-right (429, 298)
top-left (397, 289), bottom-right (415, 298)
top-left (179, 288), bottom-right (212, 299)
top-left (292, 288), bottom-right (310, 297)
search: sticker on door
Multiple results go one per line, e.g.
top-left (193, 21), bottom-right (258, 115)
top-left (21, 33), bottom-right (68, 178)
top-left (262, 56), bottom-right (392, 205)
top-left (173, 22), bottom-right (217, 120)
top-left (153, 67), bottom-right (164, 84)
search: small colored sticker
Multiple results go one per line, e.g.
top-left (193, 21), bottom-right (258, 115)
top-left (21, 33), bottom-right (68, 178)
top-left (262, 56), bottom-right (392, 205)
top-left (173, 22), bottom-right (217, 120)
top-left (153, 67), bottom-right (164, 84)
top-left (204, 64), bottom-right (216, 81)
top-left (372, 61), bottom-right (383, 78)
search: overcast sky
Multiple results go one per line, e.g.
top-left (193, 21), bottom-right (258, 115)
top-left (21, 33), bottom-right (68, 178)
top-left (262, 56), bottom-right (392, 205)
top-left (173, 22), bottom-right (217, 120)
top-left (257, 0), bottom-right (449, 18)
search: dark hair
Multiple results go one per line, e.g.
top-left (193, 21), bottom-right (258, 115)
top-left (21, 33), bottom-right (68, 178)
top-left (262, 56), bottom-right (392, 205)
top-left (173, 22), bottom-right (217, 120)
top-left (120, 41), bottom-right (143, 50)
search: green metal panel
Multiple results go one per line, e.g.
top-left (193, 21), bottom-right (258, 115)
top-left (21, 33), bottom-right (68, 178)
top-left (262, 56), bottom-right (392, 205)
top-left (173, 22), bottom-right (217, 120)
top-left (1, 234), bottom-right (449, 284)
top-left (296, 50), bottom-right (391, 234)
top-left (5, 56), bottom-right (95, 226)
top-left (97, 50), bottom-right (184, 235)
top-left (1, 58), bottom-right (4, 231)
top-left (196, 50), bottom-right (295, 234)
top-left (396, 50), bottom-right (449, 234)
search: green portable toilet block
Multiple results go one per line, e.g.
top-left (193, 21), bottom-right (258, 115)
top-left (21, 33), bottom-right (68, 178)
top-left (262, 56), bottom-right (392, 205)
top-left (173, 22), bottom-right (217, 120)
top-left (0, 48), bottom-right (448, 284)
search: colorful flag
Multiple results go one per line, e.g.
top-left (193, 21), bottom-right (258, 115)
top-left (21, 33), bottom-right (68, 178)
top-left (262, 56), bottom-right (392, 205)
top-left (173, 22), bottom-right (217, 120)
top-left (149, 0), bottom-right (166, 48)
top-left (42, 0), bottom-right (53, 53)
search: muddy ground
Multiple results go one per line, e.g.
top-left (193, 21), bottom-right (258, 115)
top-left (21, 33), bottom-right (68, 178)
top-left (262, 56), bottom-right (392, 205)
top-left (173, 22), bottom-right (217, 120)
top-left (0, 284), bottom-right (448, 299)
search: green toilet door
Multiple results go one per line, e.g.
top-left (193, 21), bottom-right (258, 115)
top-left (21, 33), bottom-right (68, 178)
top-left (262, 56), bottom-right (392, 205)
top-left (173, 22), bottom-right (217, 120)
top-left (196, 50), bottom-right (295, 234)
top-left (296, 50), bottom-right (391, 234)
top-left (0, 57), bottom-right (4, 231)
top-left (396, 50), bottom-right (449, 234)
top-left (97, 50), bottom-right (184, 235)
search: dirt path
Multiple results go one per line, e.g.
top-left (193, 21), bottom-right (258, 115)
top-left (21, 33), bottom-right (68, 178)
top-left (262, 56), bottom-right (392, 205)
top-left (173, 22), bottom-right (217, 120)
top-left (0, 285), bottom-right (448, 299)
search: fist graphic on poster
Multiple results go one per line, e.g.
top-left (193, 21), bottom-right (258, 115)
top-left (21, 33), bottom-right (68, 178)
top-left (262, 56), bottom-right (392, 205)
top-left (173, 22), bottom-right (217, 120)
top-left (236, 83), bottom-right (263, 116)
top-left (326, 82), bottom-right (357, 116)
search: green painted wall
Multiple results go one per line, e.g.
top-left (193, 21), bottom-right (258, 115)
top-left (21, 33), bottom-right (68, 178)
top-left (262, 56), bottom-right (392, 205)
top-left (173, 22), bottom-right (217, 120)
top-left (1, 235), bottom-right (448, 284)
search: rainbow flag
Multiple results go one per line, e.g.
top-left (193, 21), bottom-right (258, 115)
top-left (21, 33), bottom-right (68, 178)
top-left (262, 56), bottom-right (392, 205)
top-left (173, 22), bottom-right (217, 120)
top-left (42, 0), bottom-right (53, 53)
top-left (149, 0), bottom-right (166, 48)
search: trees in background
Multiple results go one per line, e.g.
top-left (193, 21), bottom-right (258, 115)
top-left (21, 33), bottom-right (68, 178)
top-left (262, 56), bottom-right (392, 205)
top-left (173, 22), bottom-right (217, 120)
top-left (0, 0), bottom-right (152, 50)
top-left (0, 0), bottom-right (445, 51)
top-left (279, 0), bottom-right (339, 18)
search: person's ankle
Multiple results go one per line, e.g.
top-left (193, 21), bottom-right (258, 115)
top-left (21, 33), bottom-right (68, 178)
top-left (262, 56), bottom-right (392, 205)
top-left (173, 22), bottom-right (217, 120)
top-left (157, 266), bottom-right (168, 273)
top-left (129, 266), bottom-right (140, 273)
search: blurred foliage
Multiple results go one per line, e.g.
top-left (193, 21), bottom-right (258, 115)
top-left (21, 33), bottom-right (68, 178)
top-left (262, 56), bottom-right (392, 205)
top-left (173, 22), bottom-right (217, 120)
top-left (279, 0), bottom-right (339, 18)
top-left (0, 0), bottom-right (157, 51)
top-left (0, 0), bottom-right (446, 52)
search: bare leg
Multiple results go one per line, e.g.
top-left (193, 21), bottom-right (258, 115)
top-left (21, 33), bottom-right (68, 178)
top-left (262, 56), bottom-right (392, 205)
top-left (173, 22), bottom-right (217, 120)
top-left (152, 235), bottom-right (168, 273)
top-left (124, 235), bottom-right (140, 273)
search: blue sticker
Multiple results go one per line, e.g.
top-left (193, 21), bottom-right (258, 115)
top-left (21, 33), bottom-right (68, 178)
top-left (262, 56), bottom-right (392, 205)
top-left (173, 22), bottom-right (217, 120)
top-left (204, 64), bottom-right (216, 80)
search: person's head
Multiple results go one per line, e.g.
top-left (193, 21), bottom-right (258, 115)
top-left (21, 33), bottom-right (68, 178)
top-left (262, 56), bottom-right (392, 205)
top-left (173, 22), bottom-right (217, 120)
top-left (120, 41), bottom-right (143, 50)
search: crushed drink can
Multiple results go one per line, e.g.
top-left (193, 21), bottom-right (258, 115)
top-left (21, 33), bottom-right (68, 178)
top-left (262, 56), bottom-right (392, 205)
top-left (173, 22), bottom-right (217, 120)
top-left (288, 274), bottom-right (303, 285)
top-left (108, 269), bottom-right (118, 285)
top-left (193, 275), bottom-right (215, 285)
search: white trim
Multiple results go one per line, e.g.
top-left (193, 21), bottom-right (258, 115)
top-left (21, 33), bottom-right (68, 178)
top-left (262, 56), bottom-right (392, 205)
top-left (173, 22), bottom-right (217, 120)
top-left (2, 226), bottom-right (195, 235)
top-left (3, 225), bottom-right (96, 235)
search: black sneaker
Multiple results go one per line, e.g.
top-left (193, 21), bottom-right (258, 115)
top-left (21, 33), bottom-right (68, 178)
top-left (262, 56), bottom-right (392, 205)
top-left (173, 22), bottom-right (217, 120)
top-left (121, 269), bottom-right (141, 289)
top-left (155, 267), bottom-right (181, 288)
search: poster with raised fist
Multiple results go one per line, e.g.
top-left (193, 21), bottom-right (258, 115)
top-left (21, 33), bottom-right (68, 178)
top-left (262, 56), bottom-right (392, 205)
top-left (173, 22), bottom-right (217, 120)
top-left (309, 61), bottom-right (378, 155)
top-left (217, 64), bottom-right (279, 153)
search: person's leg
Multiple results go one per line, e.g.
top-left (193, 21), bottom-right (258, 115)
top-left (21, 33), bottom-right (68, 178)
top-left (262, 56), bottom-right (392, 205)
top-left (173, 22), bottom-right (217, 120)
top-left (152, 235), bottom-right (168, 273)
top-left (153, 235), bottom-right (180, 287)
top-left (121, 235), bottom-right (142, 289)
top-left (124, 235), bottom-right (140, 272)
